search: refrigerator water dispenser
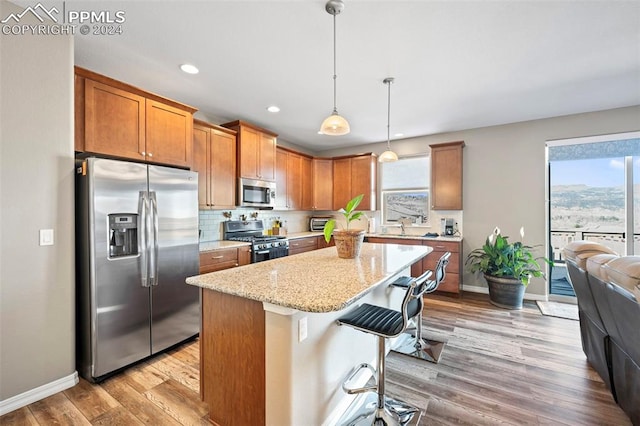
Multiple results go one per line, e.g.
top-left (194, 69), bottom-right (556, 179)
top-left (108, 213), bottom-right (138, 258)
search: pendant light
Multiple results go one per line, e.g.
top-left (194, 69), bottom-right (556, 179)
top-left (320, 0), bottom-right (350, 136)
top-left (379, 77), bottom-right (398, 162)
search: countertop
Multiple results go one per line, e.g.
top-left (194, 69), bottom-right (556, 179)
top-left (199, 240), bottom-right (250, 252)
top-left (187, 242), bottom-right (431, 313)
top-left (366, 233), bottom-right (463, 242)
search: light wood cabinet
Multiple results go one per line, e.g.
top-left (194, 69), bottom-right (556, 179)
top-left (75, 67), bottom-right (196, 168)
top-left (312, 158), bottom-right (333, 210)
top-left (288, 236), bottom-right (318, 256)
top-left (430, 141), bottom-right (464, 210)
top-left (301, 156), bottom-right (314, 210)
top-left (223, 120), bottom-right (277, 181)
top-left (422, 239), bottom-right (462, 294)
top-left (333, 153), bottom-right (377, 211)
top-left (193, 120), bottom-right (237, 209)
top-left (275, 147), bottom-right (312, 210)
top-left (200, 246), bottom-right (251, 274)
top-left (317, 235), bottom-right (335, 248)
top-left (365, 236), bottom-right (462, 295)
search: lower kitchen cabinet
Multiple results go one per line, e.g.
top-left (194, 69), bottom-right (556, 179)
top-left (289, 236), bottom-right (318, 256)
top-left (200, 246), bottom-right (250, 274)
top-left (366, 237), bottom-right (462, 295)
top-left (422, 240), bottom-right (461, 295)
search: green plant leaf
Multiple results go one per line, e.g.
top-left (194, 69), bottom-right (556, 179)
top-left (323, 219), bottom-right (335, 243)
top-left (345, 194), bottom-right (364, 214)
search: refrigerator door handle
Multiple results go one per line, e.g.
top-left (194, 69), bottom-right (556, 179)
top-left (149, 191), bottom-right (160, 286)
top-left (138, 191), bottom-right (150, 287)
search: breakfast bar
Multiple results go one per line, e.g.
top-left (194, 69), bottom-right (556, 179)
top-left (186, 242), bottom-right (431, 426)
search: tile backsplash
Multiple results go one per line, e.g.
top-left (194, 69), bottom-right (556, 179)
top-left (200, 208), bottom-right (463, 241)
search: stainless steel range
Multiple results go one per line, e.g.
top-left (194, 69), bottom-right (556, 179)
top-left (223, 220), bottom-right (289, 263)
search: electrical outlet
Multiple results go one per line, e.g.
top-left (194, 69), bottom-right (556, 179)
top-left (39, 229), bottom-right (54, 246)
top-left (298, 317), bottom-right (308, 342)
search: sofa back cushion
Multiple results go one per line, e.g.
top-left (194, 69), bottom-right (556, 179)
top-left (563, 241), bottom-right (618, 270)
top-left (603, 256), bottom-right (640, 301)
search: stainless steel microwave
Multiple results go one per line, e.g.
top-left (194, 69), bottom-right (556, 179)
top-left (238, 178), bottom-right (276, 209)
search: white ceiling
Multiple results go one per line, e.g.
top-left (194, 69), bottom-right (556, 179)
top-left (63, 1), bottom-right (640, 152)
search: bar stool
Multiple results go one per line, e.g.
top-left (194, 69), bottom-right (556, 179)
top-left (390, 251), bottom-right (451, 363)
top-left (336, 269), bottom-right (432, 425)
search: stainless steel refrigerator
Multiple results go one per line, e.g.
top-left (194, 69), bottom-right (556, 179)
top-left (75, 157), bottom-right (200, 382)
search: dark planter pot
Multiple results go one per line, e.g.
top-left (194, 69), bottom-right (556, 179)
top-left (484, 274), bottom-right (526, 310)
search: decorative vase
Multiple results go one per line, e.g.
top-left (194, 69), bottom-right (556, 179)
top-left (484, 274), bottom-right (526, 310)
top-left (332, 229), bottom-right (365, 259)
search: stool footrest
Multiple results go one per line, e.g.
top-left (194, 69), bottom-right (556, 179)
top-left (342, 363), bottom-right (377, 395)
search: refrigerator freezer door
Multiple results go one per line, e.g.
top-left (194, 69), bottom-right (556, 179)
top-left (148, 164), bottom-right (200, 354)
top-left (88, 158), bottom-right (152, 378)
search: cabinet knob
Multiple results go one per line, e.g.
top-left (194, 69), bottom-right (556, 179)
top-left (148, 153), bottom-right (153, 157)
top-left (140, 151), bottom-right (146, 156)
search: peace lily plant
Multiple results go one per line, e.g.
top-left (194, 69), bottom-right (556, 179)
top-left (465, 226), bottom-right (546, 285)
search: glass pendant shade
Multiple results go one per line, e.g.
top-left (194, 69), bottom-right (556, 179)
top-left (379, 149), bottom-right (398, 162)
top-left (320, 111), bottom-right (350, 135)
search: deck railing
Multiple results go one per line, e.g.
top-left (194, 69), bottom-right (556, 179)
top-left (550, 230), bottom-right (640, 261)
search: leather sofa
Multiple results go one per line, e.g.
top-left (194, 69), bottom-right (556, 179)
top-left (564, 241), bottom-right (639, 425)
top-left (563, 241), bottom-right (618, 391)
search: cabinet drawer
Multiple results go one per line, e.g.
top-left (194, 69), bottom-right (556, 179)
top-left (289, 237), bottom-right (318, 255)
top-left (434, 273), bottom-right (459, 293)
top-left (423, 251), bottom-right (460, 272)
top-left (422, 240), bottom-right (460, 253)
top-left (200, 248), bottom-right (239, 273)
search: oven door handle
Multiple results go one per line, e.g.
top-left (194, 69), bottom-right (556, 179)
top-left (255, 250), bottom-right (270, 255)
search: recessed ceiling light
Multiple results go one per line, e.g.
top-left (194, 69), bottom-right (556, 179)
top-left (267, 105), bottom-right (280, 113)
top-left (180, 64), bottom-right (199, 74)
top-left (394, 133), bottom-right (404, 138)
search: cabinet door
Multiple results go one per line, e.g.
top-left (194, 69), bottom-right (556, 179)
top-left (84, 79), bottom-right (146, 161)
top-left (287, 153), bottom-right (302, 210)
top-left (259, 133), bottom-right (277, 181)
top-left (301, 156), bottom-right (314, 210)
top-left (238, 127), bottom-right (260, 179)
top-left (351, 155), bottom-right (376, 210)
top-left (238, 246), bottom-right (251, 266)
top-left (146, 99), bottom-right (193, 168)
top-left (275, 149), bottom-right (288, 209)
top-left (193, 125), bottom-right (211, 208)
top-left (200, 249), bottom-right (239, 274)
top-left (430, 142), bottom-right (464, 210)
top-left (332, 158), bottom-right (352, 209)
top-left (210, 129), bottom-right (237, 208)
top-left (422, 240), bottom-right (461, 294)
top-left (312, 158), bottom-right (333, 210)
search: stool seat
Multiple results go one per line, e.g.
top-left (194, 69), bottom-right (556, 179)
top-left (336, 303), bottom-right (405, 337)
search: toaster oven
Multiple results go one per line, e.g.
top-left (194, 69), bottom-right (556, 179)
top-left (310, 217), bottom-right (332, 232)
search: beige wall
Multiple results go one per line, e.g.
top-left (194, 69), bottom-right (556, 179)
top-left (0, 0), bottom-right (75, 403)
top-left (321, 106), bottom-right (640, 296)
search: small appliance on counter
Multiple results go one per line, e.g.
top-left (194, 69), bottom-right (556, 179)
top-left (310, 216), bottom-right (332, 232)
top-left (441, 218), bottom-right (455, 236)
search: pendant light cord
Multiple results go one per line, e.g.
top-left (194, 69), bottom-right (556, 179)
top-left (332, 13), bottom-right (338, 113)
top-left (387, 80), bottom-right (391, 148)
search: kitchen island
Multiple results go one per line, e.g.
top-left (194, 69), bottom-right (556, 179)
top-left (186, 242), bottom-right (431, 426)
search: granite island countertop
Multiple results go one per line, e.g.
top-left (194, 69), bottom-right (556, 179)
top-left (186, 242), bottom-right (431, 313)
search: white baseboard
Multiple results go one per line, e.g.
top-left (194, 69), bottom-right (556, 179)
top-left (462, 284), bottom-right (548, 301)
top-left (0, 371), bottom-right (78, 416)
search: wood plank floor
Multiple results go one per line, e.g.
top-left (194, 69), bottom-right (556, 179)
top-left (1, 292), bottom-right (631, 425)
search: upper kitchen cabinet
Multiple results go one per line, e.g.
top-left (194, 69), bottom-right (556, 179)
top-left (222, 120), bottom-right (277, 182)
top-left (75, 67), bottom-right (196, 168)
top-left (275, 147), bottom-right (312, 210)
top-left (312, 158), bottom-right (333, 210)
top-left (429, 141), bottom-right (465, 210)
top-left (333, 153), bottom-right (377, 211)
top-left (193, 120), bottom-right (237, 209)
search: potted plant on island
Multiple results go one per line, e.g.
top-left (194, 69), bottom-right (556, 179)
top-left (465, 226), bottom-right (547, 309)
top-left (323, 194), bottom-right (366, 259)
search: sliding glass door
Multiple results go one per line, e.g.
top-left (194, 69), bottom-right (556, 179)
top-left (546, 132), bottom-right (639, 298)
